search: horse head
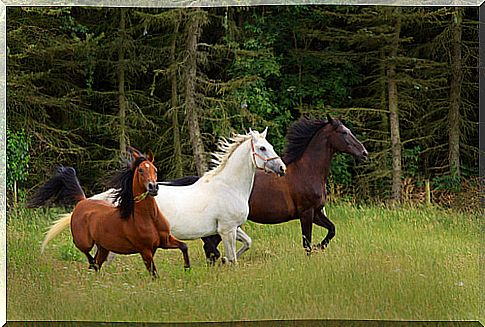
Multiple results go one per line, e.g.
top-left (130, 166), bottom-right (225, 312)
top-left (249, 128), bottom-right (286, 176)
top-left (326, 115), bottom-right (368, 162)
top-left (131, 148), bottom-right (159, 197)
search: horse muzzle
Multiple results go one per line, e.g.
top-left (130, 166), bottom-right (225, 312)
top-left (264, 160), bottom-right (286, 177)
top-left (148, 182), bottom-right (159, 196)
top-left (277, 165), bottom-right (286, 177)
top-left (357, 149), bottom-right (369, 162)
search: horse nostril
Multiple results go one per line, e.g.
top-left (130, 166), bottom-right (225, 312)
top-left (279, 165), bottom-right (286, 176)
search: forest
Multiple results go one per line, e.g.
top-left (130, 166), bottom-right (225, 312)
top-left (6, 6), bottom-right (480, 209)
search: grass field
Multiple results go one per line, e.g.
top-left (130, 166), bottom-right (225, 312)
top-left (6, 203), bottom-right (483, 323)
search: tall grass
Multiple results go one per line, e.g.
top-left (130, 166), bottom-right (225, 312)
top-left (6, 204), bottom-right (482, 322)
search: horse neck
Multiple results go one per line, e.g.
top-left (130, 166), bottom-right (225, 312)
top-left (294, 130), bottom-right (336, 183)
top-left (212, 139), bottom-right (255, 197)
top-left (132, 182), bottom-right (158, 221)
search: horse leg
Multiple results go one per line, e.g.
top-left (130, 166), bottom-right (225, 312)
top-left (94, 245), bottom-right (110, 271)
top-left (236, 227), bottom-right (252, 259)
top-left (73, 235), bottom-right (97, 271)
top-left (139, 249), bottom-right (158, 278)
top-left (160, 234), bottom-right (191, 270)
top-left (82, 251), bottom-right (98, 271)
top-left (202, 235), bottom-right (222, 265)
top-left (300, 209), bottom-right (314, 254)
top-left (218, 228), bottom-right (237, 264)
top-left (93, 244), bottom-right (117, 265)
top-left (313, 206), bottom-right (335, 250)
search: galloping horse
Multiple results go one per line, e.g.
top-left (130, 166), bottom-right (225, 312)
top-left (91, 129), bottom-right (286, 264)
top-left (29, 148), bottom-right (190, 277)
top-left (172, 116), bottom-right (368, 262)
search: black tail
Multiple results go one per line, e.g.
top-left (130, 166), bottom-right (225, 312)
top-left (28, 166), bottom-right (86, 208)
top-left (159, 175), bottom-right (199, 187)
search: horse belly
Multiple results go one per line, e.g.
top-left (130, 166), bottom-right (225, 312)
top-left (168, 204), bottom-right (218, 240)
top-left (156, 189), bottom-right (217, 240)
top-left (92, 221), bottom-right (137, 254)
top-left (248, 187), bottom-right (296, 224)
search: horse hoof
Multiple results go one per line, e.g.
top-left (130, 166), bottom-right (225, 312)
top-left (89, 263), bottom-right (99, 271)
top-left (184, 266), bottom-right (192, 272)
top-left (206, 259), bottom-right (215, 266)
top-left (221, 257), bottom-right (227, 264)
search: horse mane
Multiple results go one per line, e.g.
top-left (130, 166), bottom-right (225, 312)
top-left (159, 176), bottom-right (199, 186)
top-left (283, 118), bottom-right (331, 164)
top-left (201, 133), bottom-right (252, 181)
top-left (106, 155), bottom-right (147, 219)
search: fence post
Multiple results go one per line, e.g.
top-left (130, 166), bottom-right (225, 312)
top-left (425, 179), bottom-right (431, 205)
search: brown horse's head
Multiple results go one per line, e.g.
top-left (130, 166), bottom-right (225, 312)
top-left (108, 146), bottom-right (160, 219)
top-left (131, 148), bottom-right (159, 197)
top-left (326, 115), bottom-right (368, 162)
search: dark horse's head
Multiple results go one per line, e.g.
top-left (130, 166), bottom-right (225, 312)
top-left (324, 115), bottom-right (368, 162)
top-left (283, 116), bottom-right (368, 165)
top-left (107, 146), bottom-right (159, 219)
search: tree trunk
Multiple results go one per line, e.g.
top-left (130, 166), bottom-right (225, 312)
top-left (13, 180), bottom-right (17, 204)
top-left (118, 8), bottom-right (128, 154)
top-left (184, 9), bottom-right (207, 176)
top-left (448, 7), bottom-right (463, 179)
top-left (380, 48), bottom-right (389, 149)
top-left (387, 8), bottom-right (402, 202)
top-left (171, 15), bottom-right (183, 178)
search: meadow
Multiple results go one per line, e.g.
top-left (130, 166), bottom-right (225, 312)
top-left (6, 203), bottom-right (482, 323)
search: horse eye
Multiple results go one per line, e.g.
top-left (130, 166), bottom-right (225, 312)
top-left (138, 168), bottom-right (143, 174)
top-left (260, 146), bottom-right (266, 152)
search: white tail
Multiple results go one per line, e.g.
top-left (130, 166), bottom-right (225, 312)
top-left (41, 213), bottom-right (72, 253)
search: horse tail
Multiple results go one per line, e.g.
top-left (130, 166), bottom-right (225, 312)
top-left (28, 166), bottom-right (86, 208)
top-left (41, 213), bottom-right (72, 252)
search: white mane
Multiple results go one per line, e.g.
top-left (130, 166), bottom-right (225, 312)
top-left (201, 133), bottom-right (252, 181)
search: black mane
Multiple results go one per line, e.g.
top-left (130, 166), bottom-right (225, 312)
top-left (106, 156), bottom-right (147, 219)
top-left (159, 175), bottom-right (199, 186)
top-left (282, 118), bottom-right (330, 164)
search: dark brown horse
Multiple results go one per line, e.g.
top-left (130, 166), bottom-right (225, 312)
top-left (29, 148), bottom-right (190, 277)
top-left (167, 116), bottom-right (368, 262)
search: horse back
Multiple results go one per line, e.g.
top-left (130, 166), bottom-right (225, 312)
top-left (71, 199), bottom-right (119, 235)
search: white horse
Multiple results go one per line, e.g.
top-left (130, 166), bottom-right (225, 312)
top-left (91, 128), bottom-right (286, 263)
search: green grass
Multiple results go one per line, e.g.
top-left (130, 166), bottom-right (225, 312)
top-left (6, 204), bottom-right (482, 322)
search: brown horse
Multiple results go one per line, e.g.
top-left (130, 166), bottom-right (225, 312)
top-left (29, 148), bottom-right (190, 277)
top-left (167, 116), bottom-right (368, 261)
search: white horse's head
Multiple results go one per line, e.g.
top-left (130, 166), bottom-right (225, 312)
top-left (249, 127), bottom-right (286, 177)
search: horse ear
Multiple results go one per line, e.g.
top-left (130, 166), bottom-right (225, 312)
top-left (127, 145), bottom-right (141, 159)
top-left (261, 127), bottom-right (268, 138)
top-left (327, 114), bottom-right (333, 124)
top-left (147, 150), bottom-right (154, 163)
